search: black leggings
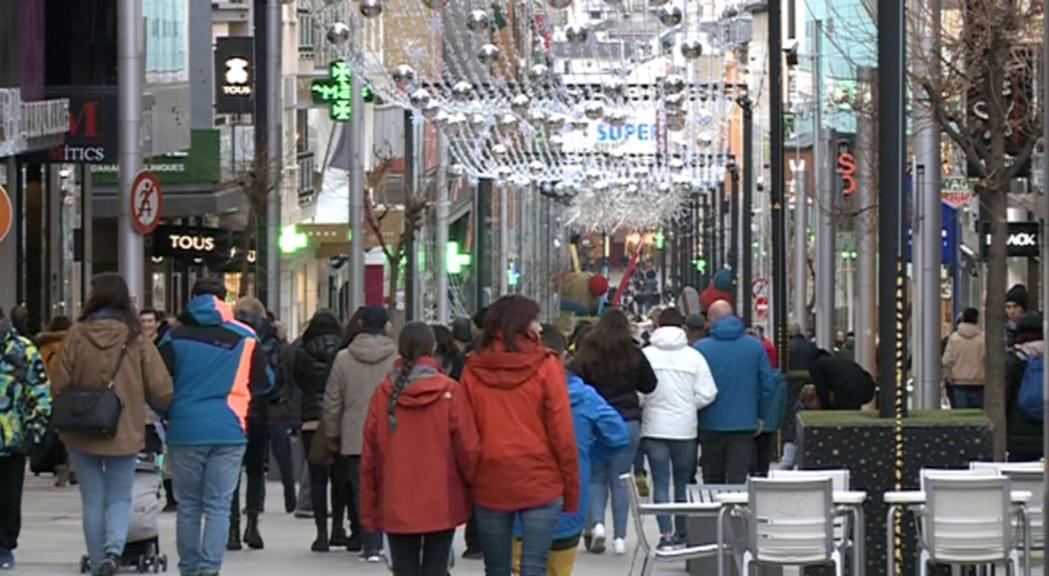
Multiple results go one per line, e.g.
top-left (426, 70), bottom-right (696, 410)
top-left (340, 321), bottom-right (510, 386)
top-left (387, 530), bottom-right (455, 576)
top-left (302, 431), bottom-right (351, 536)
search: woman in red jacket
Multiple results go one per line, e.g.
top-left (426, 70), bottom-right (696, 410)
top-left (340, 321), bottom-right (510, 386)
top-left (460, 296), bottom-right (581, 576)
top-left (360, 322), bottom-right (481, 576)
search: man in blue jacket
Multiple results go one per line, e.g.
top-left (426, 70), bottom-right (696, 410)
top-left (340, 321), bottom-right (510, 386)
top-left (512, 327), bottom-right (629, 575)
top-left (158, 278), bottom-right (273, 576)
top-left (695, 301), bottom-right (783, 484)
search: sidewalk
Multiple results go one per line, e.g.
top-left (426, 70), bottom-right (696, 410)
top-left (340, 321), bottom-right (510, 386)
top-left (16, 474), bottom-right (684, 575)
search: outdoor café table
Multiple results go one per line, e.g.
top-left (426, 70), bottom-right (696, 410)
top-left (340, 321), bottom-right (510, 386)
top-left (883, 490), bottom-right (1033, 576)
top-left (715, 490), bottom-right (868, 576)
top-left (685, 485), bottom-right (745, 576)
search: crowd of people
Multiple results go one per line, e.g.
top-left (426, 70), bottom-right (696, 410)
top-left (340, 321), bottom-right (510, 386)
top-left (0, 270), bottom-right (1043, 575)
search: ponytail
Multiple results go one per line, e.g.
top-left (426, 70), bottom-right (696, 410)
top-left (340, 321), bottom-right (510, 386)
top-left (387, 360), bottom-right (416, 433)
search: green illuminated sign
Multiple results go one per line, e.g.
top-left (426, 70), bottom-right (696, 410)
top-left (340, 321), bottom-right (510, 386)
top-left (279, 224), bottom-right (308, 254)
top-left (840, 250), bottom-right (858, 261)
top-left (311, 61), bottom-right (374, 122)
top-left (507, 263), bottom-right (520, 288)
top-left (654, 230), bottom-right (665, 250)
top-left (693, 258), bottom-right (708, 274)
top-left (446, 242), bottom-right (472, 275)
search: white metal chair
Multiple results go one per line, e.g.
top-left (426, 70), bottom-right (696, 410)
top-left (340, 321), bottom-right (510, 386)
top-left (770, 469), bottom-right (852, 545)
top-left (921, 468), bottom-right (997, 491)
top-left (740, 477), bottom-right (844, 576)
top-left (1001, 469), bottom-right (1044, 554)
top-left (917, 476), bottom-right (1023, 576)
top-left (621, 473), bottom-right (720, 576)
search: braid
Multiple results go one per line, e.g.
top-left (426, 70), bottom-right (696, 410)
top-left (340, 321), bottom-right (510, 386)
top-left (387, 360), bottom-right (415, 433)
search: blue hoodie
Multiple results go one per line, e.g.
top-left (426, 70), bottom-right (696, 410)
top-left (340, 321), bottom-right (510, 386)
top-left (159, 295), bottom-right (273, 446)
top-left (695, 316), bottom-right (784, 433)
top-left (515, 372), bottom-right (629, 540)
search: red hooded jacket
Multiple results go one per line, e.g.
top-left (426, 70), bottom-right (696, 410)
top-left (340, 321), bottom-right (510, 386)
top-left (460, 335), bottom-right (581, 513)
top-left (360, 357), bottom-right (481, 534)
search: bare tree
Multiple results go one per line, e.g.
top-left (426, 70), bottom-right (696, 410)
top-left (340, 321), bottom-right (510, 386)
top-left (912, 0), bottom-right (1041, 456)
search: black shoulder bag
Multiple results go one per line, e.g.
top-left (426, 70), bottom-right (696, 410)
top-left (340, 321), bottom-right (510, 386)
top-left (51, 345), bottom-right (127, 439)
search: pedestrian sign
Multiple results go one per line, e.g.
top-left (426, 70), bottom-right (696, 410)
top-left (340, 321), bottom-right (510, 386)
top-left (311, 61), bottom-right (374, 122)
top-left (130, 170), bottom-right (163, 235)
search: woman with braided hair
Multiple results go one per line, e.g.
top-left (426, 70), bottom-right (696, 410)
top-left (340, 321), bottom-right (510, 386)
top-left (360, 322), bottom-right (481, 576)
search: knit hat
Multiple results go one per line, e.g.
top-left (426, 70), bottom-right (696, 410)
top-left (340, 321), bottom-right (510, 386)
top-left (451, 317), bottom-right (474, 344)
top-left (713, 269), bottom-right (734, 292)
top-left (1006, 284), bottom-right (1029, 311)
top-left (359, 306), bottom-right (389, 333)
top-left (685, 313), bottom-right (705, 331)
top-left (1018, 312), bottom-right (1043, 336)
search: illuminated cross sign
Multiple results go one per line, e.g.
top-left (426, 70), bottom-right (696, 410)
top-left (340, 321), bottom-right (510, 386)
top-left (311, 61), bottom-right (374, 122)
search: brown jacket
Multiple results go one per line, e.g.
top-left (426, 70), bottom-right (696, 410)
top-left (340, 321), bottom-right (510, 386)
top-left (942, 322), bottom-right (986, 387)
top-left (323, 333), bottom-right (398, 455)
top-left (50, 319), bottom-right (173, 456)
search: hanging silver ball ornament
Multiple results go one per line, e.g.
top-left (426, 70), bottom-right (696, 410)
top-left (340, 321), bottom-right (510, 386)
top-left (545, 114), bottom-right (566, 132)
top-left (408, 88), bottom-right (432, 108)
top-left (674, 176), bottom-right (694, 193)
top-left (669, 158), bottom-right (685, 171)
top-left (608, 148), bottom-right (626, 160)
top-left (529, 64), bottom-right (549, 83)
top-left (469, 113), bottom-right (488, 131)
top-left (445, 113), bottom-right (467, 135)
top-left (606, 109), bottom-right (628, 127)
top-left (478, 44), bottom-right (501, 66)
top-left (662, 74), bottom-right (686, 95)
top-left (583, 101), bottom-right (604, 120)
top-left (492, 144), bottom-right (508, 157)
top-left (547, 0), bottom-right (573, 8)
top-left (496, 166), bottom-right (513, 179)
top-left (586, 168), bottom-right (603, 181)
top-left (326, 22), bottom-right (351, 45)
top-left (665, 110), bottom-right (687, 131)
top-left (565, 24), bottom-right (589, 44)
top-left (697, 130), bottom-right (715, 147)
top-left (657, 182), bottom-right (672, 195)
top-left (664, 92), bottom-right (686, 110)
top-left (466, 10), bottom-right (491, 32)
top-left (601, 77), bottom-right (626, 99)
top-left (392, 64), bottom-right (417, 88)
top-left (631, 166), bottom-right (649, 178)
top-left (548, 135), bottom-right (565, 152)
top-left (658, 5), bottom-right (683, 27)
top-left (554, 181), bottom-right (576, 197)
top-left (527, 109), bottom-right (547, 125)
top-left (680, 39), bottom-right (704, 59)
top-left (421, 100), bottom-right (441, 120)
top-left (449, 164), bottom-right (465, 176)
top-left (434, 111), bottom-right (451, 127)
top-left (359, 0), bottom-right (383, 18)
top-left (530, 161), bottom-right (545, 175)
top-left (451, 81), bottom-right (473, 101)
top-left (570, 118), bottom-right (589, 131)
top-left (420, 0), bottom-right (449, 9)
top-left (510, 94), bottom-right (531, 115)
top-left (497, 113), bottom-right (519, 132)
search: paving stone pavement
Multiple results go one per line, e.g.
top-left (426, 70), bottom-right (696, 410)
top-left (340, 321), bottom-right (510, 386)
top-left (16, 474), bottom-right (686, 575)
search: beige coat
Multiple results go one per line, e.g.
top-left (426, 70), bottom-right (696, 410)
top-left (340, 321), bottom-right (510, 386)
top-left (942, 322), bottom-right (986, 387)
top-left (322, 333), bottom-right (397, 455)
top-left (51, 319), bottom-right (173, 456)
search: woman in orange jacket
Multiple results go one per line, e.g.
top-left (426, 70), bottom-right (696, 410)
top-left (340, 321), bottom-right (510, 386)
top-left (460, 296), bottom-right (580, 576)
top-left (360, 322), bottom-right (481, 576)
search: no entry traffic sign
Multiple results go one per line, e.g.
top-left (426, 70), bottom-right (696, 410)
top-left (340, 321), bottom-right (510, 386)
top-left (131, 170), bottom-right (163, 235)
top-left (0, 185), bottom-right (11, 243)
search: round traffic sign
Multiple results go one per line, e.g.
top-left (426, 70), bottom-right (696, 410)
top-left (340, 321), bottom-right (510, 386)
top-left (0, 185), bottom-right (11, 243)
top-left (755, 296), bottom-right (769, 321)
top-left (752, 277), bottom-right (769, 299)
top-left (131, 170), bottom-right (163, 235)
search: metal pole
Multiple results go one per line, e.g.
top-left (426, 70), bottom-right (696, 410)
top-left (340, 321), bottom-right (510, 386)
top-left (877, 0), bottom-right (906, 418)
top-left (731, 168), bottom-right (740, 302)
top-left (404, 110), bottom-right (416, 320)
top-left (815, 20), bottom-right (835, 350)
top-left (855, 68), bottom-right (877, 378)
top-left (118, 0), bottom-right (144, 304)
top-left (794, 166), bottom-right (809, 332)
top-left (1041, 0), bottom-right (1049, 565)
top-left (349, 75), bottom-right (365, 311)
top-left (265, 0), bottom-right (281, 314)
top-left (742, 99), bottom-right (754, 322)
top-left (770, 0), bottom-right (790, 368)
top-left (917, 0), bottom-right (943, 410)
top-left (81, 164), bottom-right (93, 308)
top-left (475, 178), bottom-right (491, 310)
top-left (499, 184), bottom-right (509, 296)
top-left (913, 161), bottom-right (927, 408)
top-left (435, 133), bottom-right (449, 324)
top-left (718, 181), bottom-right (727, 274)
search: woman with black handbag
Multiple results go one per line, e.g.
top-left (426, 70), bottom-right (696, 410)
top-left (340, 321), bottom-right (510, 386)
top-left (50, 273), bottom-right (173, 576)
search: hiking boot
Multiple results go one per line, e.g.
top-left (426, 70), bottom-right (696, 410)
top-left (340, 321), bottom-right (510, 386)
top-left (226, 519), bottom-right (242, 551)
top-left (329, 528), bottom-right (350, 548)
top-left (243, 514), bottom-right (264, 550)
top-left (312, 525), bottom-right (330, 552)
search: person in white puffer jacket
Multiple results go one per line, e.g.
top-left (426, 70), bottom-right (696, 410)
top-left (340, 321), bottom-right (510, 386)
top-left (640, 307), bottom-right (717, 549)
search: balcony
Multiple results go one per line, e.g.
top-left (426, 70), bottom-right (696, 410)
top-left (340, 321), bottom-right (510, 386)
top-left (0, 88), bottom-right (69, 157)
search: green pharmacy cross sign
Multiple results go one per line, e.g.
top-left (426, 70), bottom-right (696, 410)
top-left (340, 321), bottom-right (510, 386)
top-left (311, 61), bottom-right (373, 122)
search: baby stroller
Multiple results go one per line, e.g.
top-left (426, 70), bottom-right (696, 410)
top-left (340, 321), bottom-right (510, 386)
top-left (80, 424), bottom-right (169, 574)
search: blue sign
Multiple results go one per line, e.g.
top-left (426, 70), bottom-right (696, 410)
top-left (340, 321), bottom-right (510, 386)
top-left (597, 123), bottom-right (657, 143)
top-left (905, 202), bottom-right (958, 266)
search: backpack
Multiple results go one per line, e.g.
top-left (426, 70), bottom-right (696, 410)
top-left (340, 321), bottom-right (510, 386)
top-left (1017, 355), bottom-right (1045, 421)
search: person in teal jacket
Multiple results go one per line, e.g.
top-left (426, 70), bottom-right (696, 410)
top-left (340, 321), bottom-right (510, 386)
top-left (695, 301), bottom-right (782, 484)
top-left (512, 327), bottom-right (629, 576)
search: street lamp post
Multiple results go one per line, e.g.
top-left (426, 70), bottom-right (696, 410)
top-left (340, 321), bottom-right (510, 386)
top-left (770, 0), bottom-right (790, 367)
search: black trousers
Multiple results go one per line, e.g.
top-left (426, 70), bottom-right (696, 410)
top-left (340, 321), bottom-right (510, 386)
top-left (464, 514), bottom-right (481, 552)
top-left (231, 420), bottom-right (269, 521)
top-left (344, 454), bottom-right (382, 554)
top-left (301, 431), bottom-right (349, 538)
top-left (387, 530), bottom-right (455, 576)
top-left (0, 455), bottom-right (26, 550)
top-left (700, 431), bottom-right (754, 485)
top-left (268, 422), bottom-right (297, 512)
top-left (749, 433), bottom-right (776, 477)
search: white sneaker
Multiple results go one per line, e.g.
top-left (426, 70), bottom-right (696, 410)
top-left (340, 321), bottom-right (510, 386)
top-left (591, 523), bottom-right (606, 554)
top-left (613, 538), bottom-right (627, 555)
top-left (365, 554), bottom-right (382, 563)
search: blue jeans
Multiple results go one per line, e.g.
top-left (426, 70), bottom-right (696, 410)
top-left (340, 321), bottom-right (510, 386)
top-left (67, 450), bottom-right (137, 571)
top-left (952, 386), bottom-right (984, 409)
top-left (590, 420), bottom-right (640, 538)
top-left (475, 498), bottom-right (563, 576)
top-left (170, 445), bottom-right (246, 576)
top-left (644, 437), bottom-right (698, 536)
